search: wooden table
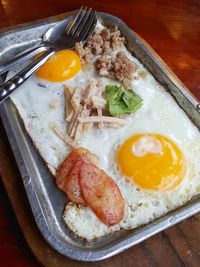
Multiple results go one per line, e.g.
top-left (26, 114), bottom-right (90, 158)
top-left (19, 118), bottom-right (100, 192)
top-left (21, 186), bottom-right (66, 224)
top-left (0, 1), bottom-right (200, 266)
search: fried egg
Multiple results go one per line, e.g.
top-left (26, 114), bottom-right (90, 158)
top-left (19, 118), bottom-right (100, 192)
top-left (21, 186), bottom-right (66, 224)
top-left (36, 50), bottom-right (81, 82)
top-left (9, 21), bottom-right (200, 241)
top-left (117, 134), bottom-right (187, 191)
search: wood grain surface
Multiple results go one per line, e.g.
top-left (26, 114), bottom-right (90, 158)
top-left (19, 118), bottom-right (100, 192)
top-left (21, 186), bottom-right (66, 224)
top-left (0, 1), bottom-right (200, 266)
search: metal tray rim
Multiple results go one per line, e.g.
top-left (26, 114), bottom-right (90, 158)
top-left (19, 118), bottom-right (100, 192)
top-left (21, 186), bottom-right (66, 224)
top-left (1, 11), bottom-right (200, 261)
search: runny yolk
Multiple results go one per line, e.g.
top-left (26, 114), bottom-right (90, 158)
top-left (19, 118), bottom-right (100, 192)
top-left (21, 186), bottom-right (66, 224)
top-left (36, 50), bottom-right (81, 82)
top-left (117, 134), bottom-right (186, 191)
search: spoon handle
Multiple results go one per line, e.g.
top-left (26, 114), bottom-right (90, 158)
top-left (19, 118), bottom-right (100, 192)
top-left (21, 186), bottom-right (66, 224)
top-left (0, 49), bottom-right (55, 104)
top-left (0, 45), bottom-right (49, 75)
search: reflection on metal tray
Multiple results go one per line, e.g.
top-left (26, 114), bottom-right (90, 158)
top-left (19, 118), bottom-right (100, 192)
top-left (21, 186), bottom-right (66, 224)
top-left (0, 11), bottom-right (200, 261)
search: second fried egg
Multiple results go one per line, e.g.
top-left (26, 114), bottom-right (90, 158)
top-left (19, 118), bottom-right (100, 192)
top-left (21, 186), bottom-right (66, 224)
top-left (117, 133), bottom-right (187, 191)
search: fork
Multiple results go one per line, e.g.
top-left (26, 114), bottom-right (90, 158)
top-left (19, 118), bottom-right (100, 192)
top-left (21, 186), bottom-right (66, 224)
top-left (0, 7), bottom-right (97, 104)
top-left (0, 6), bottom-right (90, 76)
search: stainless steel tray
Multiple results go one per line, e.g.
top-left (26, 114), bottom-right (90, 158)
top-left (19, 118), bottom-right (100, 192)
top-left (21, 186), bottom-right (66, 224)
top-left (0, 11), bottom-right (200, 262)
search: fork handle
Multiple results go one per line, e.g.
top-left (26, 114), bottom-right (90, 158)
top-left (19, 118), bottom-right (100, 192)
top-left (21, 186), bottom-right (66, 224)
top-left (0, 49), bottom-right (55, 104)
top-left (0, 45), bottom-right (49, 76)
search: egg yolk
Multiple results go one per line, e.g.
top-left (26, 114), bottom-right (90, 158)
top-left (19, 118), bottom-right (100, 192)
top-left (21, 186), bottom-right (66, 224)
top-left (117, 134), bottom-right (186, 191)
top-left (36, 50), bottom-right (81, 82)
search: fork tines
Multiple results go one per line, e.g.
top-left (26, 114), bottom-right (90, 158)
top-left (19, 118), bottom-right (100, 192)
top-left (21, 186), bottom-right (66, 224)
top-left (67, 6), bottom-right (96, 37)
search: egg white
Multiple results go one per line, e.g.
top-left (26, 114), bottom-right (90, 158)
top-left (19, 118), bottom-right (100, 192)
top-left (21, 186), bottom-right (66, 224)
top-left (9, 22), bottom-right (200, 241)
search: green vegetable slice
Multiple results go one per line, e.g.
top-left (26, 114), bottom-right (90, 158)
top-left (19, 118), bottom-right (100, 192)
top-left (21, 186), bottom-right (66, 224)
top-left (105, 85), bottom-right (143, 117)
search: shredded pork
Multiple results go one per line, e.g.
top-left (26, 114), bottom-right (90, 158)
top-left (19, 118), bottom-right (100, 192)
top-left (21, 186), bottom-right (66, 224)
top-left (55, 80), bottom-right (127, 144)
top-left (64, 85), bottom-right (74, 121)
top-left (50, 123), bottom-right (77, 148)
top-left (78, 116), bottom-right (126, 125)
